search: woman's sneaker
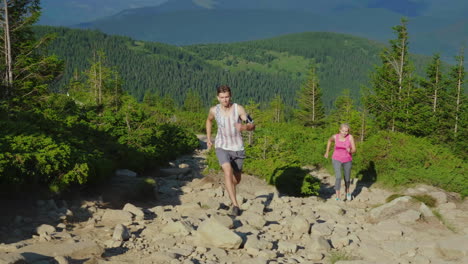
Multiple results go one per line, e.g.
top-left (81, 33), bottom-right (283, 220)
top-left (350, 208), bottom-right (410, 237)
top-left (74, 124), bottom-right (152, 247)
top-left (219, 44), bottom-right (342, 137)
top-left (346, 193), bottom-right (352, 201)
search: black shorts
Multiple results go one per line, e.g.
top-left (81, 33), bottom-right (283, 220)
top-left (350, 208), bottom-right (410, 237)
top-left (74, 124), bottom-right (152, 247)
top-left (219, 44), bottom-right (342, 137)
top-left (215, 148), bottom-right (246, 172)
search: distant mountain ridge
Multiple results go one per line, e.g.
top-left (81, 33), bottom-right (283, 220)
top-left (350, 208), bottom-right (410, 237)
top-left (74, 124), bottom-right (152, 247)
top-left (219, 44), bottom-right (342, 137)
top-left (68, 0), bottom-right (467, 64)
top-left (39, 0), bottom-right (468, 64)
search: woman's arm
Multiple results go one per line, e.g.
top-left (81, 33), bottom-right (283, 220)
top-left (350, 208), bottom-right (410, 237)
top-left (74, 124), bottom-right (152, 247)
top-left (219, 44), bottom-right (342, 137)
top-left (324, 136), bottom-right (334, 158)
top-left (349, 134), bottom-right (356, 154)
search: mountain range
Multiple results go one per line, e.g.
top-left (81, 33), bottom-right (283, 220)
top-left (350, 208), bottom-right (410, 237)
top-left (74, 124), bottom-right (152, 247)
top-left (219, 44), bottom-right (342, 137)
top-left (38, 0), bottom-right (467, 64)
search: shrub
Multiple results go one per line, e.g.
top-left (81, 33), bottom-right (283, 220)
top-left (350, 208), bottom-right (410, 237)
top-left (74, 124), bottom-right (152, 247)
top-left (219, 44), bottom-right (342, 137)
top-left (355, 131), bottom-right (467, 197)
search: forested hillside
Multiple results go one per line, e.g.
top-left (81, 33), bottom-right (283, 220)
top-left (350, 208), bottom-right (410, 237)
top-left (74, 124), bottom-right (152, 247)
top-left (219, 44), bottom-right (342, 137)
top-left (71, 0), bottom-right (468, 65)
top-left (35, 26), bottom-right (434, 109)
top-left (2, 2), bottom-right (466, 200)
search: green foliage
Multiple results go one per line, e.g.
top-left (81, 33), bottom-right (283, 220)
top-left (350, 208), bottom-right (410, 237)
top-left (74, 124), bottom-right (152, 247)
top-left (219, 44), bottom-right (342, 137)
top-left (173, 111), bottom-right (207, 134)
top-left (329, 251), bottom-right (355, 264)
top-left (0, 87), bottom-right (198, 194)
top-left (412, 194), bottom-right (437, 208)
top-left (295, 64), bottom-right (325, 127)
top-left (1, 1), bottom-right (63, 104)
top-left (206, 122), bottom-right (328, 196)
top-left (355, 131), bottom-right (468, 197)
top-left (300, 174), bottom-right (321, 196)
top-left (385, 194), bottom-right (404, 203)
top-left (204, 148), bottom-right (221, 174)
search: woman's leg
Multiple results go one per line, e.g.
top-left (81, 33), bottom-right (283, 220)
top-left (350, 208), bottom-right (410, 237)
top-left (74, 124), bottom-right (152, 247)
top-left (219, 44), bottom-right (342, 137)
top-left (343, 161), bottom-right (352, 197)
top-left (332, 159), bottom-right (343, 199)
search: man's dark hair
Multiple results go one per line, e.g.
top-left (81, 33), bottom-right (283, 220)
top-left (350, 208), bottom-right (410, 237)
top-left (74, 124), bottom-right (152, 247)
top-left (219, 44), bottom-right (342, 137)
top-left (217, 85), bottom-right (231, 95)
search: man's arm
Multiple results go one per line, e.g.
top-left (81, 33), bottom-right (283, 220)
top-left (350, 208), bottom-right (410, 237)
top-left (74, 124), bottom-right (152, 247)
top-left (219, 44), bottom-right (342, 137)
top-left (206, 107), bottom-right (215, 149)
top-left (236, 105), bottom-right (255, 132)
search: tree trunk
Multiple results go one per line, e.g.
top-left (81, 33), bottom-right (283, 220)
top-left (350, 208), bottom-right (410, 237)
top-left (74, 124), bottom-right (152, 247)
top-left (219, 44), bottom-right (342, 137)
top-left (433, 60), bottom-right (440, 112)
top-left (454, 53), bottom-right (463, 137)
top-left (2, 0), bottom-right (13, 92)
top-left (98, 53), bottom-right (102, 105)
top-left (360, 108), bottom-right (366, 142)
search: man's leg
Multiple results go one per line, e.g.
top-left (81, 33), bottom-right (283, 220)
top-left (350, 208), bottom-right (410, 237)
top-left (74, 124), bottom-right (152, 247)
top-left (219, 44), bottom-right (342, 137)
top-left (221, 162), bottom-right (239, 207)
top-left (233, 170), bottom-right (241, 185)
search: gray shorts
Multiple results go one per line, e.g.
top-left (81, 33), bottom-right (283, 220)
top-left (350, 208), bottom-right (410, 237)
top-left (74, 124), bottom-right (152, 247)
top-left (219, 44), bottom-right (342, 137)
top-left (215, 148), bottom-right (246, 172)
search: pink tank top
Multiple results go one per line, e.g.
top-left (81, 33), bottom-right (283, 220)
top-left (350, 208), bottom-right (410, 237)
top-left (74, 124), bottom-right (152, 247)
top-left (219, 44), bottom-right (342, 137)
top-left (332, 134), bottom-right (352, 163)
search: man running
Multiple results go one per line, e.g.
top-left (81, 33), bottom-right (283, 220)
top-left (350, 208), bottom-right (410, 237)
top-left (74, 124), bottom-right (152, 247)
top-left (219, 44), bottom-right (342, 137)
top-left (206, 85), bottom-right (255, 216)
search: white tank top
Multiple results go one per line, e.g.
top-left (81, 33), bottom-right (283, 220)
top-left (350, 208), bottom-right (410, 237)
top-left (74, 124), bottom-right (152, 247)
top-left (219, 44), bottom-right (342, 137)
top-left (214, 103), bottom-right (244, 151)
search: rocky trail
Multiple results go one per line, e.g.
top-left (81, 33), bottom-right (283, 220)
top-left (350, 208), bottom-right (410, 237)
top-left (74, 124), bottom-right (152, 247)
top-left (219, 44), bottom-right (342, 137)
top-left (1, 136), bottom-right (467, 264)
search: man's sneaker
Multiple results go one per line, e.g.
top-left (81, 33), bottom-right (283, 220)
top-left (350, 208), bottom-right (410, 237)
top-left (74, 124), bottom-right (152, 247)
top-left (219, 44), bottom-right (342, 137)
top-left (229, 206), bottom-right (241, 216)
top-left (346, 193), bottom-right (352, 201)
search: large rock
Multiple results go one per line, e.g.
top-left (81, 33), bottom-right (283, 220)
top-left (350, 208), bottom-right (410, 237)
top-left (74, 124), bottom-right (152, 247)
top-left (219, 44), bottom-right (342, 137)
top-left (123, 203), bottom-right (145, 217)
top-left (115, 169), bottom-right (137, 177)
top-left (16, 240), bottom-right (103, 263)
top-left (195, 218), bottom-right (242, 249)
top-left (159, 167), bottom-right (191, 177)
top-left (437, 235), bottom-right (468, 259)
top-left (101, 209), bottom-right (133, 224)
top-left (367, 220), bottom-right (413, 241)
top-left (0, 252), bottom-right (27, 264)
top-left (240, 211), bottom-right (267, 230)
top-left (162, 220), bottom-right (193, 236)
top-left (397, 209), bottom-right (421, 224)
top-left (290, 216), bottom-right (310, 238)
top-left (277, 241), bottom-right (298, 253)
top-left (112, 224), bottom-right (131, 241)
top-left (310, 222), bottom-right (333, 236)
top-left (430, 191), bottom-right (448, 205)
top-left (305, 235), bottom-right (331, 252)
top-left (244, 235), bottom-right (273, 250)
top-left (369, 196), bottom-right (412, 222)
top-left (36, 224), bottom-right (56, 235)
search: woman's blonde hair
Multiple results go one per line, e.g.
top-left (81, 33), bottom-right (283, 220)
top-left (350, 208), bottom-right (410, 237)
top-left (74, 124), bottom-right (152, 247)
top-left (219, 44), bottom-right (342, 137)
top-left (340, 123), bottom-right (350, 130)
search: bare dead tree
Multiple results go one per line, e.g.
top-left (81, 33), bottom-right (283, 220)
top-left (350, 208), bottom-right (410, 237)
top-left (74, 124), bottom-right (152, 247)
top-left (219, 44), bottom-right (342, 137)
top-left (1, 0), bottom-right (13, 93)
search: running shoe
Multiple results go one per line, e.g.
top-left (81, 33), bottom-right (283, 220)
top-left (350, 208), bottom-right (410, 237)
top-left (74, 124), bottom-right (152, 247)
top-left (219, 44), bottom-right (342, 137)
top-left (346, 193), bottom-right (352, 201)
top-left (229, 206), bottom-right (241, 216)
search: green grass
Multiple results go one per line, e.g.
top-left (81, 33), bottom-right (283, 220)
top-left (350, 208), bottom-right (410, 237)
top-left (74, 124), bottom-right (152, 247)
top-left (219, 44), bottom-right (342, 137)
top-left (207, 50), bottom-right (311, 79)
top-left (385, 194), bottom-right (404, 203)
top-left (432, 209), bottom-right (457, 233)
top-left (329, 251), bottom-right (355, 264)
top-left (386, 193), bottom-right (437, 207)
top-left (411, 194), bottom-right (437, 207)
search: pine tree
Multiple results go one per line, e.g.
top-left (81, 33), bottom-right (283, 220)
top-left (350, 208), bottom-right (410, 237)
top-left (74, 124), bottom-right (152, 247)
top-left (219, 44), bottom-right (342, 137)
top-left (295, 64), bottom-right (325, 127)
top-left (328, 89), bottom-right (362, 138)
top-left (445, 49), bottom-right (466, 140)
top-left (365, 18), bottom-right (416, 133)
top-left (0, 0), bottom-right (62, 104)
top-left (68, 50), bottom-right (123, 112)
top-left (269, 94), bottom-right (285, 123)
top-left (183, 89), bottom-right (203, 113)
top-left (420, 54), bottom-right (445, 137)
